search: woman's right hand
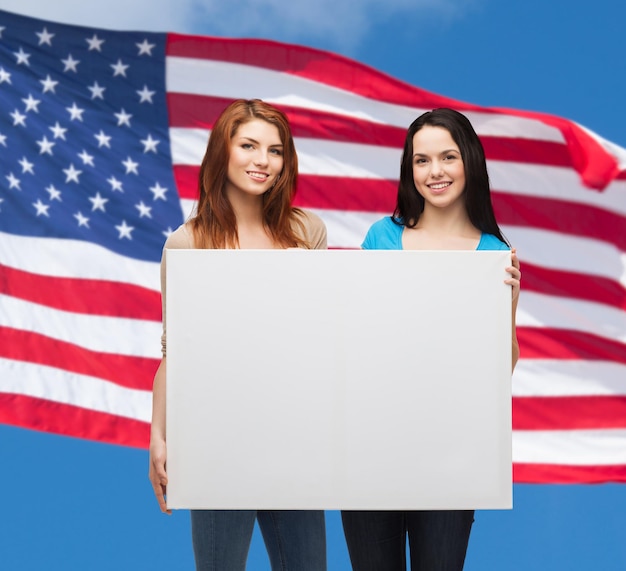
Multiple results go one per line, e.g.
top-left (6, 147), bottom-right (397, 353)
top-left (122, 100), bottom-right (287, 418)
top-left (149, 437), bottom-right (171, 514)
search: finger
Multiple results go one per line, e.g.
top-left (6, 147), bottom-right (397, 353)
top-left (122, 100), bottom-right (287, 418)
top-left (149, 460), bottom-right (171, 515)
top-left (151, 479), bottom-right (172, 515)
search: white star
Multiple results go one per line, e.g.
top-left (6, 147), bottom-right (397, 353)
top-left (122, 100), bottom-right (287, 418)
top-left (15, 47), bottom-right (31, 66)
top-left (49, 122), bottom-right (67, 140)
top-left (150, 182), bottom-right (168, 200)
top-left (66, 102), bottom-right (85, 121)
top-left (0, 197), bottom-right (3, 212)
top-left (162, 227), bottom-right (174, 239)
top-left (36, 136), bottom-right (55, 155)
top-left (40, 74), bottom-right (58, 93)
top-left (136, 39), bottom-right (155, 56)
top-left (74, 211), bottom-right (90, 227)
top-left (0, 67), bottom-right (11, 84)
top-left (46, 185), bottom-right (62, 201)
top-left (141, 134), bottom-right (160, 153)
top-left (114, 108), bottom-right (132, 127)
top-left (63, 163), bottom-right (82, 183)
top-left (122, 156), bottom-right (139, 174)
top-left (94, 130), bottom-right (112, 148)
top-left (33, 199), bottom-right (50, 217)
top-left (136, 85), bottom-right (155, 103)
top-left (135, 201), bottom-right (152, 218)
top-left (36, 27), bottom-right (55, 46)
top-left (111, 59), bottom-right (129, 77)
top-left (61, 54), bottom-right (80, 72)
top-left (6, 173), bottom-right (21, 190)
top-left (89, 192), bottom-right (108, 212)
top-left (19, 157), bottom-right (35, 174)
top-left (88, 81), bottom-right (106, 100)
top-left (22, 94), bottom-right (41, 112)
top-left (86, 34), bottom-right (105, 51)
top-left (107, 176), bottom-right (124, 192)
top-left (0, 26), bottom-right (5, 39)
top-left (78, 150), bottom-right (95, 166)
top-left (115, 220), bottom-right (134, 239)
top-left (10, 109), bottom-right (27, 126)
top-left (0, 133), bottom-right (7, 146)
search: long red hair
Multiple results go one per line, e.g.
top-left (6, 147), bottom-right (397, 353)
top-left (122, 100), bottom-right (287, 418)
top-left (190, 99), bottom-right (306, 249)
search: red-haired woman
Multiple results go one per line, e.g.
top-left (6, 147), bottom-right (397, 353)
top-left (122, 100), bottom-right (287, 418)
top-left (149, 99), bottom-right (327, 571)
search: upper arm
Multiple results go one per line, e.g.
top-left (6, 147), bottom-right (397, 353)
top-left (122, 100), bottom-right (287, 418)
top-left (299, 210), bottom-right (328, 250)
top-left (159, 224), bottom-right (194, 355)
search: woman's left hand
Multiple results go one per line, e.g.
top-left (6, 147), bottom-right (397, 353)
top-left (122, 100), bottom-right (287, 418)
top-left (506, 248), bottom-right (521, 303)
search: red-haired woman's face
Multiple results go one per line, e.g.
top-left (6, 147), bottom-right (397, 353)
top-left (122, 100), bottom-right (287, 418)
top-left (226, 119), bottom-right (284, 202)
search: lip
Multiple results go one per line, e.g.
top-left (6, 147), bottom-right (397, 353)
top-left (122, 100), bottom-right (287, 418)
top-left (246, 170), bottom-right (270, 182)
top-left (428, 181), bottom-right (452, 194)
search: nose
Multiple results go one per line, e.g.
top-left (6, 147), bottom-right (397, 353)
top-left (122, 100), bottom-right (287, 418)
top-left (253, 149), bottom-right (269, 167)
top-left (430, 159), bottom-right (444, 177)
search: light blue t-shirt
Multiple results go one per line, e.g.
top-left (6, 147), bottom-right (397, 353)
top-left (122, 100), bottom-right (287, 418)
top-left (362, 216), bottom-right (509, 251)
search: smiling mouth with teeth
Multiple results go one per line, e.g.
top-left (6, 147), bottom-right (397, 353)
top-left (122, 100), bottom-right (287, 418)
top-left (247, 171), bottom-right (269, 180)
top-left (429, 182), bottom-right (450, 189)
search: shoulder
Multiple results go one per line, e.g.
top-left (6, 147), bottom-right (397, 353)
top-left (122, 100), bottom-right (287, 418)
top-left (477, 233), bottom-right (509, 251)
top-left (362, 216), bottom-right (402, 250)
top-left (163, 223), bottom-right (194, 250)
top-left (293, 209), bottom-right (327, 249)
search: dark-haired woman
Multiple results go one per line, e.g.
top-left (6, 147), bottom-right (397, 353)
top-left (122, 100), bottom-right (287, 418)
top-left (341, 108), bottom-right (521, 571)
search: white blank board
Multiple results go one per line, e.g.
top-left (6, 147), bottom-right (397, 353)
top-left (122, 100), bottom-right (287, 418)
top-left (166, 250), bottom-right (512, 510)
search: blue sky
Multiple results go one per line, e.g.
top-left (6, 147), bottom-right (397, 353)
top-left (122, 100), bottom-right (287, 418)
top-left (1, 0), bottom-right (626, 569)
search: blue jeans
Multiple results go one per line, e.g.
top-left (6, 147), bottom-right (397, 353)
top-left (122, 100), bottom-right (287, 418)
top-left (341, 510), bottom-right (474, 571)
top-left (191, 509), bottom-right (327, 570)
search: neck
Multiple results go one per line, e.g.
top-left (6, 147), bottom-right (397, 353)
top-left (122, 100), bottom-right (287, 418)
top-left (417, 202), bottom-right (476, 237)
top-left (227, 189), bottom-right (265, 228)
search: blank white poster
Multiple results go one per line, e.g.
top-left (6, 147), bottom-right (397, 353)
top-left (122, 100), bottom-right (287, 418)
top-left (165, 249), bottom-right (512, 510)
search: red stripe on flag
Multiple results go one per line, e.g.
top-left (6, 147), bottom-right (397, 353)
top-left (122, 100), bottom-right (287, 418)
top-left (513, 396), bottom-right (626, 430)
top-left (517, 327), bottom-right (626, 364)
top-left (0, 393), bottom-right (149, 448)
top-left (520, 262), bottom-right (626, 311)
top-left (493, 192), bottom-right (626, 250)
top-left (0, 264), bottom-right (161, 319)
top-left (294, 176), bottom-right (398, 212)
top-left (0, 327), bottom-right (158, 391)
top-left (166, 33), bottom-right (461, 109)
top-left (513, 462), bottom-right (626, 484)
top-left (480, 137), bottom-right (574, 168)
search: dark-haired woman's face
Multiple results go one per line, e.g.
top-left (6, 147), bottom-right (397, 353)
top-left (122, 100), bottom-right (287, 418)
top-left (411, 126), bottom-right (466, 212)
top-left (226, 119), bottom-right (284, 201)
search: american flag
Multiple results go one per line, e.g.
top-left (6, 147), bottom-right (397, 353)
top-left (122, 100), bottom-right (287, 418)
top-left (1, 9), bottom-right (625, 484)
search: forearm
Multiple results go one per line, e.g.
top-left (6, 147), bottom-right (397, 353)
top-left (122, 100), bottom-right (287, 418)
top-left (511, 298), bottom-right (519, 372)
top-left (512, 331), bottom-right (519, 372)
top-left (151, 358), bottom-right (167, 442)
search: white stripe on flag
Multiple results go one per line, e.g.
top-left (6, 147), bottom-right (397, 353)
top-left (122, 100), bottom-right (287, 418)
top-left (0, 358), bottom-right (151, 422)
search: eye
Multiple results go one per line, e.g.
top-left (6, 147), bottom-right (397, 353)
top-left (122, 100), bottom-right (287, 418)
top-left (269, 148), bottom-right (283, 156)
top-left (241, 143), bottom-right (254, 150)
top-left (444, 153), bottom-right (459, 161)
top-left (414, 157), bottom-right (427, 165)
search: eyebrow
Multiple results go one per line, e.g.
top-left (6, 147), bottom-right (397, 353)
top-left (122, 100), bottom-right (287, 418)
top-left (412, 148), bottom-right (460, 157)
top-left (238, 136), bottom-right (283, 147)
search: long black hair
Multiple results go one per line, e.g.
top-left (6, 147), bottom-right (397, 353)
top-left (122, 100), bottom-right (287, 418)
top-left (393, 108), bottom-right (508, 244)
